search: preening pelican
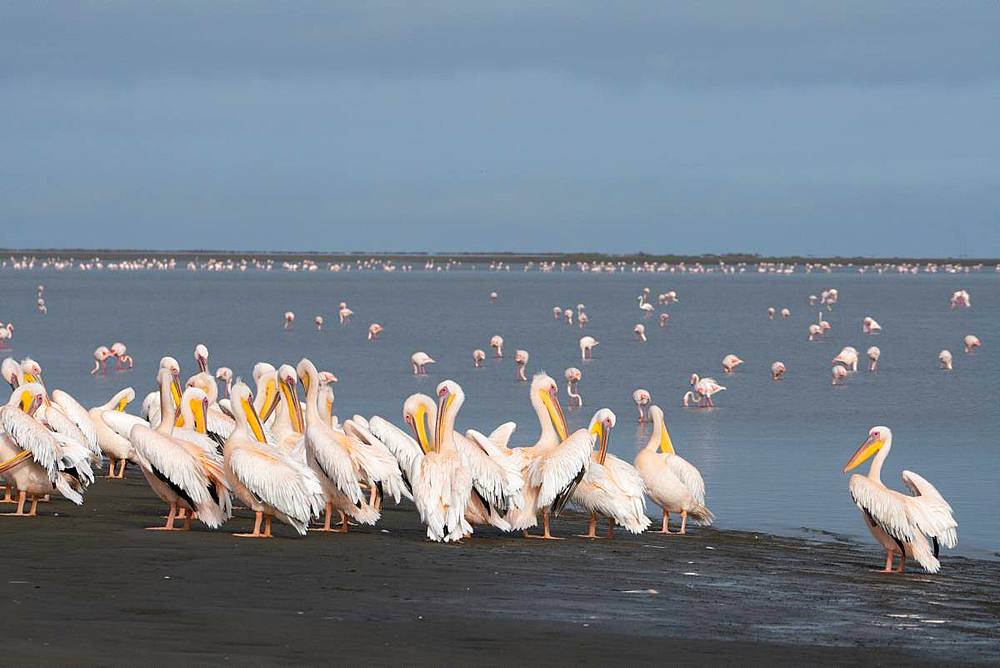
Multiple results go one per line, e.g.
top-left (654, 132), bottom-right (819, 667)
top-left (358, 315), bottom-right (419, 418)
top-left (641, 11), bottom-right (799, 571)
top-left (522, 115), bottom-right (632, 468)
top-left (571, 409), bottom-right (650, 538)
top-left (843, 426), bottom-right (957, 573)
top-left (635, 406), bottom-right (713, 534)
top-left (579, 336), bottom-right (598, 360)
top-left (632, 389), bottom-right (651, 422)
top-left (223, 381), bottom-right (324, 537)
top-left (90, 387), bottom-right (138, 478)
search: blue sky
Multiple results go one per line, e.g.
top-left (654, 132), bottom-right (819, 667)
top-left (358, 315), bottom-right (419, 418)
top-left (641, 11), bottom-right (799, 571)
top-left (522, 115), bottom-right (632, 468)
top-left (3, 2), bottom-right (998, 256)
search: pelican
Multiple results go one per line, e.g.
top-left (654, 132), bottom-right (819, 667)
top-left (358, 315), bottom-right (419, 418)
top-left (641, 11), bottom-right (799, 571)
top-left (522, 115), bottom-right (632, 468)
top-left (472, 349), bottom-right (486, 368)
top-left (632, 389), bottom-right (651, 422)
top-left (964, 335), bottom-right (981, 353)
top-left (223, 381), bottom-right (324, 537)
top-left (571, 409), bottom-right (650, 538)
top-left (771, 361), bottom-right (786, 380)
top-left (867, 346), bottom-right (881, 372)
top-left (634, 324), bottom-right (646, 342)
top-left (843, 426), bottom-right (957, 573)
top-left (283, 311), bottom-right (295, 329)
top-left (490, 335), bottom-right (504, 358)
top-left (635, 406), bottom-right (713, 534)
top-left (297, 358), bottom-right (380, 532)
top-left (514, 350), bottom-right (529, 381)
top-left (411, 352), bottom-right (435, 375)
top-left (0, 383), bottom-right (94, 515)
top-left (939, 350), bottom-right (953, 370)
top-left (564, 367), bottom-right (582, 407)
top-left (89, 387), bottom-right (138, 478)
top-left (579, 336), bottom-right (598, 360)
top-left (834, 347), bottom-right (859, 372)
top-left (91, 346), bottom-right (113, 376)
top-left (368, 323), bottom-right (383, 340)
top-left (505, 373), bottom-right (593, 540)
top-left (130, 370), bottom-right (232, 530)
top-left (721, 354), bottom-right (743, 374)
top-left (689, 374), bottom-right (725, 407)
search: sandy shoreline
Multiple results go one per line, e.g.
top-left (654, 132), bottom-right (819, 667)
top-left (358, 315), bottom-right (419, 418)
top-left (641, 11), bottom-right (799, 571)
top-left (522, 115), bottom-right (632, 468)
top-left (2, 475), bottom-right (998, 665)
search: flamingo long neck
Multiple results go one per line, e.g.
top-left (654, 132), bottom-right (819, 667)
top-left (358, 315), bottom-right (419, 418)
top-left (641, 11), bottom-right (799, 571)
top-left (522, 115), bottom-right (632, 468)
top-left (532, 391), bottom-right (558, 447)
top-left (867, 434), bottom-right (892, 483)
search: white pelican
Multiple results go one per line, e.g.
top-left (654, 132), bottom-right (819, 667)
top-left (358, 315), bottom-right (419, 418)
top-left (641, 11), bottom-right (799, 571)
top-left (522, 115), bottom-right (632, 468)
top-left (939, 350), bottom-right (953, 370)
top-left (297, 358), bottom-right (380, 532)
top-left (635, 406), bottom-right (713, 534)
top-left (579, 336), bottom-right (598, 360)
top-left (721, 354), bottom-right (743, 374)
top-left (771, 361), bottom-right (786, 380)
top-left (0, 383), bottom-right (94, 515)
top-left (571, 409), bottom-right (650, 538)
top-left (632, 389), bottom-right (651, 422)
top-left (91, 346), bottom-right (113, 376)
top-left (472, 349), bottom-right (486, 368)
top-left (564, 367), bottom-right (582, 407)
top-left (338, 302), bottom-right (353, 324)
top-left (867, 346), bottom-right (881, 372)
top-left (2, 357), bottom-right (21, 389)
top-left (964, 335), bottom-right (981, 353)
top-left (89, 387), bottom-right (138, 478)
top-left (834, 347), bottom-right (859, 372)
top-left (283, 311), bottom-right (295, 329)
top-left (490, 335), bottom-right (504, 358)
top-left (368, 323), bottom-right (383, 340)
top-left (689, 374), bottom-right (725, 407)
top-left (634, 324), bottom-right (646, 342)
top-left (505, 373), bottom-right (593, 540)
top-left (843, 426), bottom-right (957, 573)
top-left (223, 381), bottom-right (324, 537)
top-left (832, 365), bottom-right (848, 385)
top-left (130, 370), bottom-right (232, 531)
top-left (514, 350), bottom-right (529, 381)
top-left (411, 352), bottom-right (435, 375)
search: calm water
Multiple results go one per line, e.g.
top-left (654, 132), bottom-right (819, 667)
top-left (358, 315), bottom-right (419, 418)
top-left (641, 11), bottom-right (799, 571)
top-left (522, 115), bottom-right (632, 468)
top-left (1, 267), bottom-right (997, 557)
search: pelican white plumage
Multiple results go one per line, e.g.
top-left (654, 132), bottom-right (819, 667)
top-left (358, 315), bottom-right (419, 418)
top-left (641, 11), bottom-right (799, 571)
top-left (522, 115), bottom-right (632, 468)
top-left (571, 409), bottom-right (650, 538)
top-left (843, 426), bottom-right (957, 573)
top-left (632, 389), bottom-right (651, 422)
top-left (579, 336), bottom-right (598, 360)
top-left (223, 381), bottom-right (324, 537)
top-left (89, 387), bottom-right (138, 478)
top-left (635, 406), bottom-right (713, 534)
top-left (411, 352), bottom-right (435, 375)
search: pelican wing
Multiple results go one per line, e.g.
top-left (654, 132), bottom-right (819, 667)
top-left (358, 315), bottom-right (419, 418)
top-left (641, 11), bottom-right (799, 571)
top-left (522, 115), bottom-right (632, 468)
top-left (140, 391), bottom-right (160, 424)
top-left (462, 430), bottom-right (525, 513)
top-left (351, 415), bottom-right (371, 431)
top-left (230, 445), bottom-right (324, 532)
top-left (44, 404), bottom-right (101, 460)
top-left (901, 470), bottom-right (958, 549)
top-left (412, 453), bottom-right (473, 542)
top-left (368, 416), bottom-right (424, 482)
top-left (849, 474), bottom-right (918, 544)
top-left (101, 411), bottom-right (148, 440)
top-left (529, 429), bottom-right (593, 512)
top-left (51, 390), bottom-right (99, 454)
top-left (487, 422), bottom-right (517, 451)
top-left (206, 406), bottom-right (236, 442)
top-left (664, 454), bottom-right (706, 506)
top-left (343, 419), bottom-right (410, 503)
top-left (0, 406), bottom-right (60, 479)
top-left (131, 426), bottom-right (215, 507)
top-left (306, 425), bottom-right (364, 505)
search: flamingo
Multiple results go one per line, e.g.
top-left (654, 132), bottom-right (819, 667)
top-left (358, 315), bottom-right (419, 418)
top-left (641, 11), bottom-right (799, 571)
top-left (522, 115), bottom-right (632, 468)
top-left (634, 324), bottom-right (646, 342)
top-left (682, 391), bottom-right (700, 407)
top-left (338, 302), bottom-right (353, 324)
top-left (832, 365), bottom-right (848, 385)
top-left (867, 346), bottom-right (881, 372)
top-left (91, 346), bottom-right (113, 376)
top-left (563, 308), bottom-right (573, 325)
top-left (0, 323), bottom-right (12, 349)
top-left (215, 367), bottom-right (233, 398)
top-left (771, 362), bottom-right (786, 380)
top-left (490, 335), bottom-right (504, 358)
top-left (564, 368), bottom-right (583, 407)
top-left (964, 335), bottom-right (981, 353)
top-left (689, 374), bottom-right (725, 407)
top-left (637, 295), bottom-right (654, 316)
top-left (863, 317), bottom-right (882, 335)
top-left (721, 354), bottom-right (743, 374)
top-left (577, 312), bottom-right (588, 328)
top-left (552, 306), bottom-right (562, 320)
top-left (514, 350), bottom-right (529, 381)
top-left (767, 307), bottom-right (775, 320)
top-left (411, 352), bottom-right (435, 375)
top-left (489, 291), bottom-right (498, 302)
top-left (110, 342), bottom-right (133, 371)
top-left (950, 290), bottom-right (971, 309)
top-left (314, 315), bottom-right (324, 330)
top-left (579, 336), bottom-right (598, 360)
top-left (659, 313), bottom-right (669, 328)
top-left (283, 311), bottom-right (295, 329)
top-left (472, 349), bottom-right (486, 368)
top-left (939, 350), bottom-right (953, 370)
top-left (367, 323), bottom-right (383, 340)
top-left (808, 324), bottom-right (823, 341)
top-left (632, 389), bottom-right (651, 422)
top-left (833, 347), bottom-right (859, 372)
top-left (781, 308), bottom-right (791, 319)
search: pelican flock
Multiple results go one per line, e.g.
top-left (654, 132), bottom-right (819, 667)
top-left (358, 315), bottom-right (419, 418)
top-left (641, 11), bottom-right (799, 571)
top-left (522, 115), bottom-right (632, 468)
top-left (0, 264), bottom-right (979, 576)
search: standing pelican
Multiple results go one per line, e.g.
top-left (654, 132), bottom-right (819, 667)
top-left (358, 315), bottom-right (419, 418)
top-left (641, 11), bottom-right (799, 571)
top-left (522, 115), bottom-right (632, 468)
top-left (571, 409), bottom-right (650, 538)
top-left (635, 406), bottom-right (713, 534)
top-left (490, 335), bottom-right (504, 358)
top-left (867, 346), bottom-right (881, 372)
top-left (411, 352), bottom-right (435, 375)
top-left (564, 367), bottom-right (582, 407)
top-left (514, 350), bottom-right (529, 381)
top-left (472, 349), bottom-right (486, 368)
top-left (89, 387), bottom-right (138, 478)
top-left (843, 426), bottom-right (957, 573)
top-left (579, 336), bottom-right (598, 360)
top-left (632, 389), bottom-right (651, 422)
top-left (223, 381), bottom-right (324, 537)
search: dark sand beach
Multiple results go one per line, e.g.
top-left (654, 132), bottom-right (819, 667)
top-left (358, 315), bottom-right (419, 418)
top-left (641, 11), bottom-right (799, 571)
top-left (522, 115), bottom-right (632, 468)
top-left (2, 476), bottom-right (997, 666)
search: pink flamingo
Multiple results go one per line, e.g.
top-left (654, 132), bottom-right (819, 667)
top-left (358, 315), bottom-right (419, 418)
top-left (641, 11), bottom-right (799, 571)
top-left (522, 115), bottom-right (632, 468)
top-left (633, 389), bottom-right (651, 422)
top-left (832, 365), bottom-right (848, 385)
top-left (579, 336), bottom-right (598, 360)
top-left (689, 374), bottom-right (726, 407)
top-left (771, 361), bottom-right (786, 380)
top-left (472, 349), bottom-right (486, 367)
top-left (91, 346), bottom-right (113, 375)
top-left (514, 350), bottom-right (529, 381)
top-left (634, 324), bottom-right (647, 342)
top-left (283, 311), bottom-right (295, 329)
top-left (722, 354), bottom-right (744, 374)
top-left (964, 335), bottom-right (981, 353)
top-left (490, 335), bottom-right (504, 358)
top-left (867, 347), bottom-right (880, 372)
top-left (368, 323), bottom-right (383, 340)
top-left (564, 367), bottom-right (582, 407)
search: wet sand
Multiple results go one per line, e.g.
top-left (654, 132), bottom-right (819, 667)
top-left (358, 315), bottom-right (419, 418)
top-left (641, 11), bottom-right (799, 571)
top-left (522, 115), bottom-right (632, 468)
top-left (2, 476), bottom-right (997, 666)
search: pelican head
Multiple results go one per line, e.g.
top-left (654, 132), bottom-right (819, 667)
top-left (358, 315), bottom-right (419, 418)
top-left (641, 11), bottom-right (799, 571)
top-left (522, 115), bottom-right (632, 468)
top-left (179, 386), bottom-right (210, 433)
top-left (434, 380), bottom-right (464, 451)
top-left (194, 344), bottom-right (209, 372)
top-left (20, 357), bottom-right (43, 386)
top-left (277, 364), bottom-right (304, 434)
top-left (650, 405), bottom-right (675, 453)
top-left (9, 382), bottom-right (45, 415)
top-left (158, 357), bottom-right (183, 408)
top-left (296, 358), bottom-right (319, 395)
top-left (402, 393), bottom-right (435, 453)
top-left (2, 357), bottom-right (22, 389)
top-left (587, 408), bottom-right (616, 463)
top-left (230, 381), bottom-right (266, 444)
top-left (111, 387), bottom-right (135, 412)
top-left (254, 367), bottom-right (280, 422)
top-left (531, 372), bottom-right (568, 442)
top-left (843, 426), bottom-right (891, 473)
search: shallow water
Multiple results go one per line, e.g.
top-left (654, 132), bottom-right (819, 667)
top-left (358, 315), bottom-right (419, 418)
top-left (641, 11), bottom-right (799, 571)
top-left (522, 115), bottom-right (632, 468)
top-left (2, 266), bottom-right (997, 557)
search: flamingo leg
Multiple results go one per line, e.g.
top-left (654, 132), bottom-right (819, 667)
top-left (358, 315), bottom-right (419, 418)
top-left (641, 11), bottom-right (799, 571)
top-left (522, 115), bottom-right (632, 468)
top-left (575, 512), bottom-right (600, 539)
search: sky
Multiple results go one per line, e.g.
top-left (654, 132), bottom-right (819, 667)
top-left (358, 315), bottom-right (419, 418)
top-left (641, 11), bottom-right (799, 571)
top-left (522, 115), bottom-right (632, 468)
top-left (2, 2), bottom-right (999, 256)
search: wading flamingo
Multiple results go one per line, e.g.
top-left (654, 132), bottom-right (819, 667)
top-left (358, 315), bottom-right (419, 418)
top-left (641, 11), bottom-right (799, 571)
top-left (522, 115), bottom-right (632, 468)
top-left (632, 389), bottom-right (651, 422)
top-left (579, 336), bottom-right (598, 360)
top-left (411, 352), bottom-right (435, 375)
top-left (867, 346), bottom-right (881, 372)
top-left (771, 362), bottom-right (785, 380)
top-left (564, 367), bottom-right (582, 407)
top-left (490, 335), bottom-right (504, 358)
top-left (514, 350), bottom-right (529, 381)
top-left (91, 346), bottom-right (113, 376)
top-left (472, 349), bottom-right (486, 368)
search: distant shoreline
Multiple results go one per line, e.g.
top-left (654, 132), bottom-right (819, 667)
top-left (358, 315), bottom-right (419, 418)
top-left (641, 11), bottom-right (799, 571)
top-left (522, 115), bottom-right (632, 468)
top-left (2, 248), bottom-right (997, 266)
